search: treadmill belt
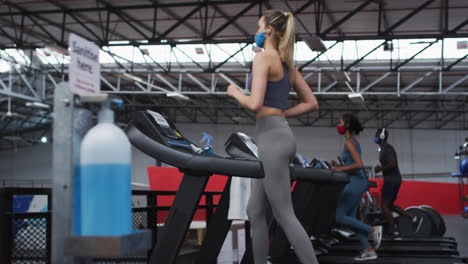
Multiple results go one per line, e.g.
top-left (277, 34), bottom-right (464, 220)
top-left (318, 255), bottom-right (468, 264)
top-left (327, 244), bottom-right (458, 255)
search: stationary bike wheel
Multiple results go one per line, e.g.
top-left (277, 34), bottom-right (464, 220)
top-left (420, 205), bottom-right (446, 236)
top-left (397, 207), bottom-right (434, 237)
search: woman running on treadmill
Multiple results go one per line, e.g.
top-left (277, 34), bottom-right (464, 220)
top-left (227, 9), bottom-right (320, 264)
top-left (331, 113), bottom-right (383, 261)
top-left (374, 128), bottom-right (419, 235)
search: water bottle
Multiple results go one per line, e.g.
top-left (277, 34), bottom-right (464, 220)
top-left (295, 153), bottom-right (308, 168)
top-left (200, 132), bottom-right (213, 155)
top-left (75, 98), bottom-right (132, 236)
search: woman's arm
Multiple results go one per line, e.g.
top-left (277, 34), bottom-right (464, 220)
top-left (227, 53), bottom-right (268, 112)
top-left (284, 69), bottom-right (319, 118)
top-left (333, 139), bottom-right (364, 172)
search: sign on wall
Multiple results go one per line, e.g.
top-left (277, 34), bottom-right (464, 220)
top-left (457, 40), bottom-right (468, 50)
top-left (68, 33), bottom-right (100, 96)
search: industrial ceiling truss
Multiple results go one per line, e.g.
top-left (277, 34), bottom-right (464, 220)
top-left (0, 0), bottom-right (468, 149)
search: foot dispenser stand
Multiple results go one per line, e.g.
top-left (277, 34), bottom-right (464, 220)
top-left (51, 83), bottom-right (151, 264)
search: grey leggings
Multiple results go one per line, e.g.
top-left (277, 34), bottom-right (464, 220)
top-left (246, 115), bottom-right (318, 264)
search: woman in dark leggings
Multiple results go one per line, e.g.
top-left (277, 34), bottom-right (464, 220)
top-left (331, 113), bottom-right (383, 261)
top-left (227, 9), bottom-right (319, 264)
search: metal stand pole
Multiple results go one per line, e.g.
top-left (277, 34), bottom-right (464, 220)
top-left (51, 82), bottom-right (92, 263)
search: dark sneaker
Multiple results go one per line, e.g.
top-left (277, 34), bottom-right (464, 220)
top-left (369, 225), bottom-right (383, 249)
top-left (354, 249), bottom-right (378, 261)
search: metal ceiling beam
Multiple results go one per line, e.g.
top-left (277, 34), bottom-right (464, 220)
top-left (322, 81), bottom-right (337, 92)
top-left (156, 1), bottom-right (202, 38)
top-left (382, 112), bottom-right (403, 128)
top-left (320, 0), bottom-right (372, 38)
top-left (295, 0), bottom-right (316, 15)
top-left (96, 0), bottom-right (151, 40)
top-left (210, 4), bottom-right (250, 38)
top-left (206, 2), bottom-right (258, 40)
top-left (4, 34), bottom-right (468, 50)
top-left (410, 111), bottom-right (435, 129)
top-left (392, 41), bottom-right (437, 71)
top-left (284, 0), bottom-right (311, 36)
top-left (443, 74), bottom-right (468, 93)
top-left (378, 0), bottom-right (383, 33)
top-left (46, 1), bottom-right (103, 42)
top-left (448, 18), bottom-right (468, 34)
top-left (0, 89), bottom-right (39, 101)
top-left (211, 43), bottom-right (250, 71)
top-left (0, 26), bottom-right (17, 43)
top-left (298, 41), bottom-right (340, 71)
top-left (400, 70), bottom-right (435, 93)
top-left (0, 18), bottom-right (53, 47)
top-left (2, 99), bottom-right (466, 135)
top-left (2, 1), bottom-right (92, 48)
top-left (174, 46), bottom-right (207, 72)
top-left (186, 73), bottom-right (210, 92)
top-left (153, 5), bottom-right (203, 42)
top-left (25, 15), bottom-right (62, 46)
top-left (441, 0), bottom-right (449, 34)
top-left (437, 112), bottom-right (461, 129)
top-left (381, 0), bottom-right (436, 36)
top-left (360, 72), bottom-right (391, 93)
top-left (444, 53), bottom-right (468, 71)
top-left (320, 1), bottom-right (343, 37)
top-left (344, 41), bottom-right (386, 71)
top-left (0, 1), bottom-right (258, 16)
top-left (139, 47), bottom-right (168, 72)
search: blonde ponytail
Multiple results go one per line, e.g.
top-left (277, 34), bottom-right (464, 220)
top-left (263, 10), bottom-right (296, 85)
top-left (279, 12), bottom-right (296, 85)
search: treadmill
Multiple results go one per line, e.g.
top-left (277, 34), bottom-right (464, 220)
top-left (222, 132), bottom-right (468, 264)
top-left (126, 111), bottom-right (347, 264)
top-left (329, 180), bottom-right (457, 247)
top-left (299, 164), bottom-right (464, 263)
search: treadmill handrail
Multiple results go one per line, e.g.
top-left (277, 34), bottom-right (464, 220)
top-left (127, 124), bottom-right (264, 178)
top-left (291, 167), bottom-right (349, 184)
top-left (128, 124), bottom-right (349, 185)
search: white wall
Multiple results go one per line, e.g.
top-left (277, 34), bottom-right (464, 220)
top-left (0, 144), bottom-right (52, 187)
top-left (0, 124), bottom-right (466, 187)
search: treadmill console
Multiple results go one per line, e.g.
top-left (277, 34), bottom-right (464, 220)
top-left (225, 132), bottom-right (304, 166)
top-left (225, 132), bottom-right (258, 160)
top-left (130, 110), bottom-right (193, 151)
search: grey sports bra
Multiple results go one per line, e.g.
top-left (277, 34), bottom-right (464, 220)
top-left (247, 64), bottom-right (291, 111)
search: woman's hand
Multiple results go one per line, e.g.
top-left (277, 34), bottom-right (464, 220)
top-left (332, 166), bottom-right (344, 172)
top-left (227, 83), bottom-right (240, 98)
top-left (374, 165), bottom-right (382, 173)
top-left (331, 160), bottom-right (338, 167)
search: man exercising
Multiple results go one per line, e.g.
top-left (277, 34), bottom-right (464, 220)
top-left (374, 128), bottom-right (419, 235)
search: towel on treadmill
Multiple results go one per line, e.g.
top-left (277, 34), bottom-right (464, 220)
top-left (228, 177), bottom-right (251, 220)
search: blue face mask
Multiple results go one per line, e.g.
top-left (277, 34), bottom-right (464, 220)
top-left (374, 136), bottom-right (380, 144)
top-left (255, 31), bottom-right (267, 48)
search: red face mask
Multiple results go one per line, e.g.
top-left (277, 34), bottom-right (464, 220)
top-left (336, 125), bottom-right (346, 135)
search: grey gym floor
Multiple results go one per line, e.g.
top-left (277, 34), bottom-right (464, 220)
top-left (217, 216), bottom-right (468, 264)
top-left (443, 215), bottom-right (468, 257)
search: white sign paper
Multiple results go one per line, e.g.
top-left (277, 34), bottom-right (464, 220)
top-left (68, 33), bottom-right (100, 95)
